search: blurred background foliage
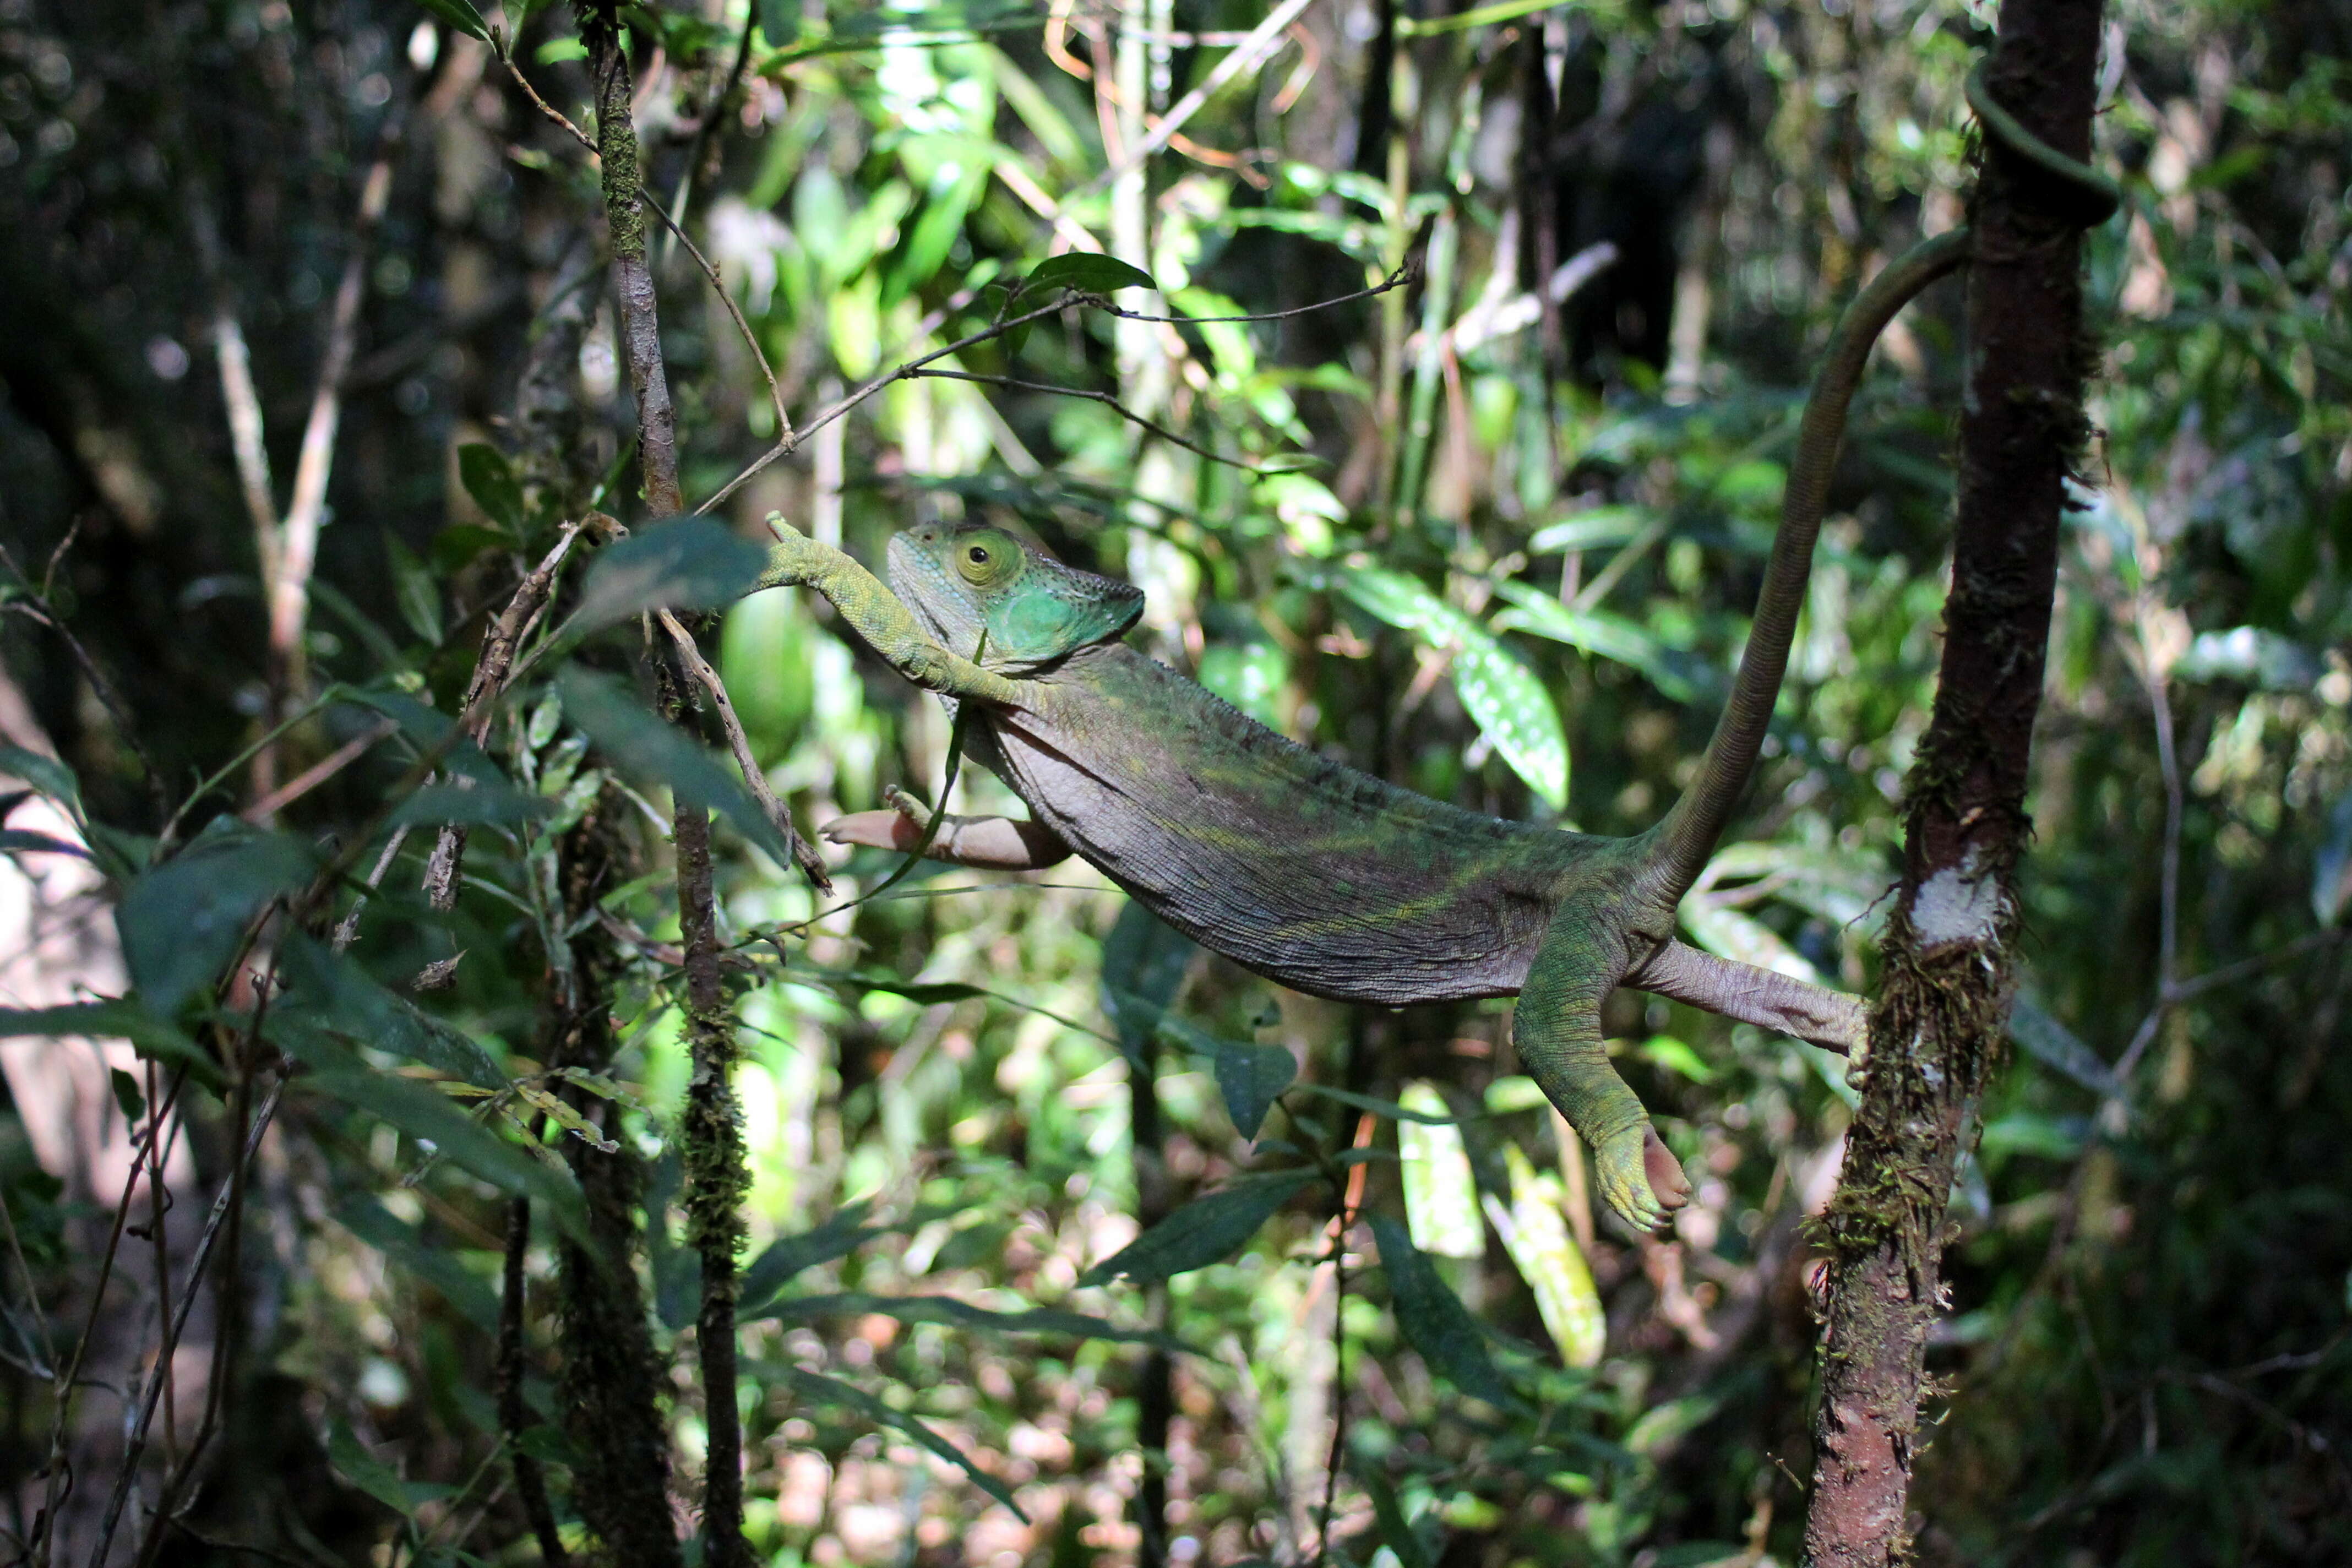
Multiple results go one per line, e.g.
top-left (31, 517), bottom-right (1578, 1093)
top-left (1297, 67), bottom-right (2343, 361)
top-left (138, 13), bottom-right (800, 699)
top-left (0, 0), bottom-right (2348, 1564)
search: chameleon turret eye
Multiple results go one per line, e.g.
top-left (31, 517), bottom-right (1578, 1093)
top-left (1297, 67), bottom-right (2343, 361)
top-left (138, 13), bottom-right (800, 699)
top-left (953, 530), bottom-right (1017, 585)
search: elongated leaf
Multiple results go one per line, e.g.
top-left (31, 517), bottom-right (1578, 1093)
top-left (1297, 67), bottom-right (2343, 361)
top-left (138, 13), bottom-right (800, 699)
top-left (341, 689), bottom-right (507, 786)
top-left (386, 535), bottom-right (443, 646)
top-left (739, 1201), bottom-right (887, 1309)
top-left (1212, 1037), bottom-right (1296, 1140)
top-left (1488, 582), bottom-right (1714, 704)
top-left (2007, 993), bottom-right (2121, 1098)
top-left (0, 1001), bottom-right (217, 1085)
top-left (0, 744), bottom-right (81, 812)
top-left (775, 1368), bottom-right (1027, 1518)
top-left (0, 828), bottom-right (88, 858)
top-left (1526, 506), bottom-right (1652, 554)
top-left (328, 1423), bottom-right (458, 1516)
top-left (276, 935), bottom-right (504, 1088)
top-left (269, 1021), bottom-right (587, 1241)
top-left (1026, 253), bottom-right (1156, 296)
top-left (455, 442), bottom-right (521, 529)
top-left (554, 666), bottom-right (799, 869)
top-left (1335, 565), bottom-right (1567, 810)
top-left (1397, 1084), bottom-right (1483, 1258)
top-left (1099, 902), bottom-right (1195, 1070)
top-left (1370, 1216), bottom-right (1509, 1404)
top-left (574, 518), bottom-right (769, 630)
top-left (118, 828), bottom-right (316, 1014)
top-left (1352, 1456), bottom-right (1438, 1568)
top-left (1490, 1145), bottom-right (1604, 1369)
top-left (1079, 1173), bottom-right (1314, 1287)
top-left (389, 777), bottom-right (551, 829)
top-left (336, 1194), bottom-right (500, 1331)
top-left (755, 1291), bottom-right (1190, 1351)
top-left (1297, 1082), bottom-right (1476, 1125)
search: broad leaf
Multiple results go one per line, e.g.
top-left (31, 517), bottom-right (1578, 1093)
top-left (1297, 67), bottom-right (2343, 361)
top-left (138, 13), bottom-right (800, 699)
top-left (574, 518), bottom-right (769, 630)
top-left (1334, 565), bottom-right (1568, 810)
top-left (1079, 1173), bottom-right (1314, 1286)
top-left (276, 935), bottom-right (504, 1088)
top-left (775, 1368), bottom-right (1027, 1518)
top-left (1026, 252), bottom-right (1156, 296)
top-left (118, 827), bottom-right (315, 1014)
top-left (1099, 901), bottom-right (1195, 1071)
top-left (1212, 1037), bottom-right (1296, 1140)
top-left (554, 666), bottom-right (800, 869)
top-left (0, 744), bottom-right (83, 815)
top-left (1369, 1216), bottom-right (1509, 1404)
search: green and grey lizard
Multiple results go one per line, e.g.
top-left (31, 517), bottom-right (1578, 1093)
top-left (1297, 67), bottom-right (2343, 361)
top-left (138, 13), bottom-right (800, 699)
top-left (752, 235), bottom-right (1977, 1229)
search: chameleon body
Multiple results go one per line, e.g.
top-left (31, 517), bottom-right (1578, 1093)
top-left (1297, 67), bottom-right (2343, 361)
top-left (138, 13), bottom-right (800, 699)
top-left (759, 232), bottom-right (1974, 1228)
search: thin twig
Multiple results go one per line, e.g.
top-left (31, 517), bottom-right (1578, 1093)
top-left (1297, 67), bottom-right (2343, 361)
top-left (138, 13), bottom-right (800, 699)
top-left (911, 369), bottom-right (1268, 471)
top-left (1081, 0), bottom-right (1316, 195)
top-left (1099, 264), bottom-right (1413, 325)
top-left (239, 718), bottom-right (398, 824)
top-left (331, 825), bottom-right (411, 955)
top-left (211, 309), bottom-right (280, 571)
top-left (656, 609), bottom-right (830, 889)
top-left (498, 1194), bottom-right (569, 1567)
top-left (0, 597), bottom-right (167, 821)
top-left (140, 1058), bottom-right (178, 1471)
top-left (643, 192), bottom-right (794, 451)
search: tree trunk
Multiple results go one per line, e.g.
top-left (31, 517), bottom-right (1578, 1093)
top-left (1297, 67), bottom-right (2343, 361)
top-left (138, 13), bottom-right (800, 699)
top-left (1801, 2), bottom-right (2107, 1562)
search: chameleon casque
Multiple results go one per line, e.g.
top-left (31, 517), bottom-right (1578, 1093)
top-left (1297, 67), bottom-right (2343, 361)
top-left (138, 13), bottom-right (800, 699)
top-left (749, 234), bottom-right (1970, 1232)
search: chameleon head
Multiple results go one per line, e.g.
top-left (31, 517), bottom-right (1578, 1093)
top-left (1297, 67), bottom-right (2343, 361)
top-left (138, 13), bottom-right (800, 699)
top-left (887, 522), bottom-right (1145, 671)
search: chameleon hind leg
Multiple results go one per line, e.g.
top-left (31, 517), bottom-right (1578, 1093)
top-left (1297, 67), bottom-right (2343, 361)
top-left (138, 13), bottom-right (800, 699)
top-left (1516, 910), bottom-right (1692, 1231)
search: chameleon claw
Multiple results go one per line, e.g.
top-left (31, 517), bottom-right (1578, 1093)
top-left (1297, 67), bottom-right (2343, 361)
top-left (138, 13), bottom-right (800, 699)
top-left (1593, 1124), bottom-right (1691, 1232)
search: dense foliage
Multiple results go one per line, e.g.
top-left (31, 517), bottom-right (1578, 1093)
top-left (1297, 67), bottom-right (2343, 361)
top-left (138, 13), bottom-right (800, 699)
top-left (0, 1), bottom-right (2345, 1565)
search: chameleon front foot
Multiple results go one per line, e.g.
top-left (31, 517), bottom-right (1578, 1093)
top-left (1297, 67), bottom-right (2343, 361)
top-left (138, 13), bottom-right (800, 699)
top-left (1593, 1124), bottom-right (1693, 1233)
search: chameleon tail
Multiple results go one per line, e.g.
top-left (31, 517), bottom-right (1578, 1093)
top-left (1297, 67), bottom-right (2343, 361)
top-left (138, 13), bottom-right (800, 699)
top-left (1646, 230), bottom-right (1973, 901)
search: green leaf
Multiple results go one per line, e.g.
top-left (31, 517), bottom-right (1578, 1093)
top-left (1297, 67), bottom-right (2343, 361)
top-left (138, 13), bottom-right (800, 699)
top-left (0, 828), bottom-right (89, 858)
top-left (755, 0), bottom-right (799, 46)
top-left (1212, 1037), bottom-right (1296, 1140)
top-left (388, 777), bottom-right (553, 829)
top-left (1623, 1390), bottom-right (1726, 1456)
top-left (1352, 1454), bottom-right (1438, 1568)
top-left (430, 523), bottom-right (511, 576)
top-left (0, 1001), bottom-right (217, 1086)
top-left (1526, 506), bottom-right (1652, 554)
top-left (1635, 1034), bottom-right (1716, 1084)
top-left (1079, 1173), bottom-right (1314, 1287)
top-left (2007, 993), bottom-right (2121, 1098)
top-left (108, 1066), bottom-right (145, 1121)
top-left (1489, 1145), bottom-right (1604, 1369)
top-left (756, 1291), bottom-right (1191, 1351)
top-left (268, 1020), bottom-right (587, 1242)
top-left (0, 744), bottom-right (82, 815)
top-left (1334, 565), bottom-right (1568, 810)
top-left (412, 0), bottom-right (489, 42)
top-left (1369, 1216), bottom-right (1509, 1405)
top-left (118, 828), bottom-right (317, 1015)
top-left (1025, 253), bottom-right (1157, 296)
top-left (535, 35), bottom-right (590, 63)
top-left (1482, 1075), bottom-right (1549, 1116)
top-left (1297, 1083), bottom-right (1474, 1125)
top-left (328, 1422), bottom-right (459, 1516)
top-left (775, 1368), bottom-right (1028, 1519)
top-left (1488, 582), bottom-right (1711, 704)
top-left (1397, 1083), bottom-right (1483, 1259)
top-left (336, 1194), bottom-right (500, 1331)
top-left (276, 935), bottom-right (505, 1089)
top-left (1098, 901), bottom-right (1195, 1071)
top-left (2314, 786), bottom-right (2352, 925)
top-left (573, 518), bottom-right (770, 630)
top-left (386, 535), bottom-right (443, 646)
top-left (456, 442), bottom-right (522, 531)
top-left (554, 666), bottom-right (800, 870)
top-left (740, 1201), bottom-right (888, 1309)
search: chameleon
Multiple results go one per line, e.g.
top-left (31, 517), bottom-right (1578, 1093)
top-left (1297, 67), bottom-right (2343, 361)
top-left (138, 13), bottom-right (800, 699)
top-left (749, 234), bottom-right (1977, 1231)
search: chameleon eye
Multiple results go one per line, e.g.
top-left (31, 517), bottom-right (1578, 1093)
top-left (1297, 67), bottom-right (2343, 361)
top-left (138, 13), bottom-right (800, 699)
top-left (954, 534), bottom-right (1011, 585)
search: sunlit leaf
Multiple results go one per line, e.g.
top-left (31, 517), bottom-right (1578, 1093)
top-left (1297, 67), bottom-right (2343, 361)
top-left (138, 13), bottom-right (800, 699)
top-left (1334, 564), bottom-right (1568, 810)
top-left (1079, 1173), bottom-right (1315, 1286)
top-left (1489, 1145), bottom-right (1604, 1369)
top-left (1398, 1083), bottom-right (1484, 1258)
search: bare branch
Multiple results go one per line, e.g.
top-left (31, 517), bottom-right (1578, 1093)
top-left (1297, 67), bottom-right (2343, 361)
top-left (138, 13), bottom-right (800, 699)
top-left (911, 368), bottom-right (1274, 472)
top-left (656, 608), bottom-right (830, 890)
top-left (1081, 0), bottom-right (1316, 196)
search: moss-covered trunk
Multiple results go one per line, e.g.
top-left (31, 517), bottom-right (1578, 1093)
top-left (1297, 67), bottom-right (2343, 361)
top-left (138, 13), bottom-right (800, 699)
top-left (1800, 0), bottom-right (2107, 1561)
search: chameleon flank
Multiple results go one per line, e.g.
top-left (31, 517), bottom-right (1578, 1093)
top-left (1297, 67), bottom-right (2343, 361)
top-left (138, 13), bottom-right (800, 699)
top-left (755, 234), bottom-right (1974, 1231)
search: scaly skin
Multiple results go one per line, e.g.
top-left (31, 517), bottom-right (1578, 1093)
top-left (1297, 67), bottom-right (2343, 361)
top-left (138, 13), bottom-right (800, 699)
top-left (758, 233), bottom-right (1969, 1229)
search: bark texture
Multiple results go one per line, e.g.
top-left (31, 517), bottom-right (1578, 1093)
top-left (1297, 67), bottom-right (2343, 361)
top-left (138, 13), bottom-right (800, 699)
top-left (1801, 3), bottom-right (2107, 1563)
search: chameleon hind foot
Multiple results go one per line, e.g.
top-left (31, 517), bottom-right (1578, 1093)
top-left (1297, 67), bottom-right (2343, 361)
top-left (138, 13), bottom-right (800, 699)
top-left (1592, 1124), bottom-right (1693, 1234)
